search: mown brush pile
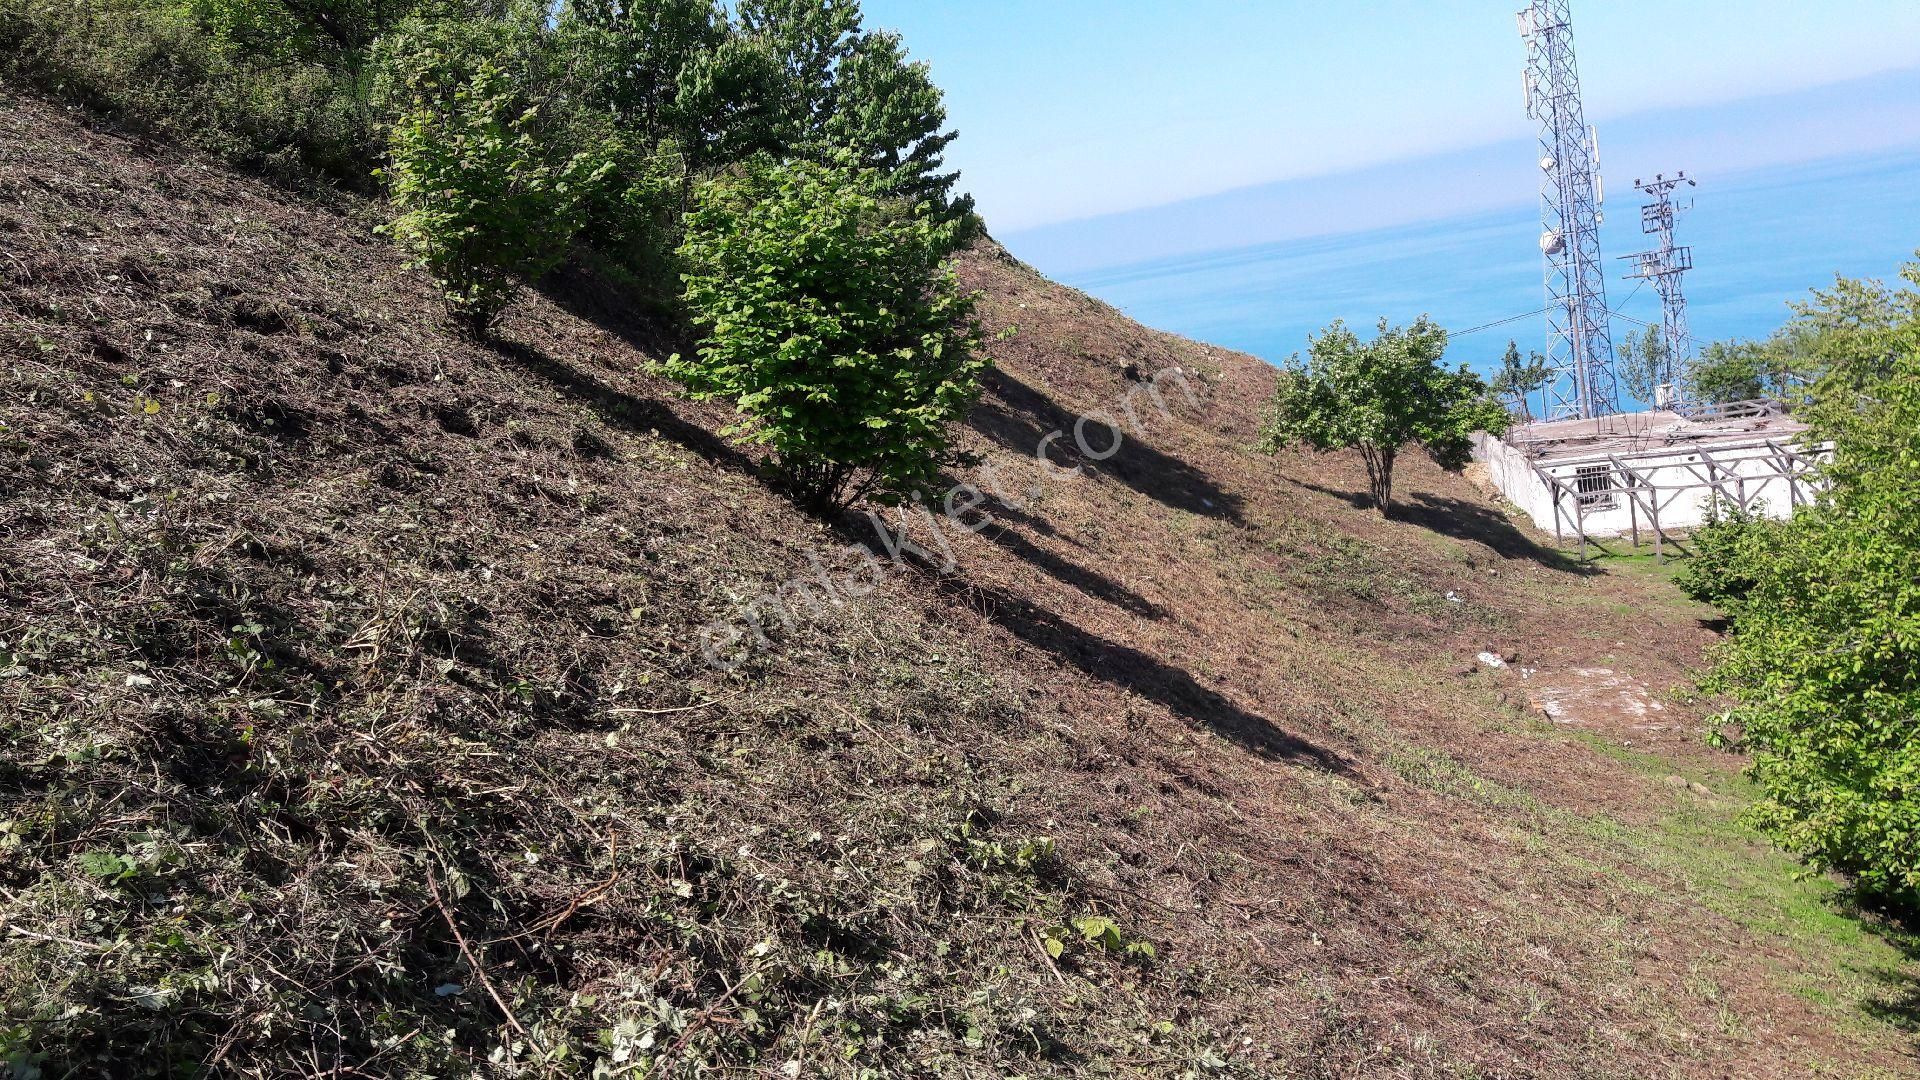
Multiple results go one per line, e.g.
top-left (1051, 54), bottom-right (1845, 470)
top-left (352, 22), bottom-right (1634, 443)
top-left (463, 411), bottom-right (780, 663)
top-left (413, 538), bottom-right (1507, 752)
top-left (0, 89), bottom-right (1220, 1076)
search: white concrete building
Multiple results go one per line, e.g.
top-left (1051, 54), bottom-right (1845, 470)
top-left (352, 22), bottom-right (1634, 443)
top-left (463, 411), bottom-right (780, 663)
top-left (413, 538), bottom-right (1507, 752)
top-left (1474, 402), bottom-right (1829, 556)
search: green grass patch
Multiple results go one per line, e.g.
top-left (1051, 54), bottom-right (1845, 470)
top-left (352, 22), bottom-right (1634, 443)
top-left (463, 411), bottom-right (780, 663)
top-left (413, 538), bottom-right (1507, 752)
top-left (1386, 722), bottom-right (1916, 1044)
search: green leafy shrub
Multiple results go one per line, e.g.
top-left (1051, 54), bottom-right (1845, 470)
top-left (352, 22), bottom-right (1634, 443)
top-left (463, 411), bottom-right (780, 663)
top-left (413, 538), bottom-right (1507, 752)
top-left (1683, 339), bottom-right (1795, 405)
top-left (1259, 317), bottom-right (1511, 516)
top-left (0, 0), bottom-right (372, 182)
top-left (1673, 505), bottom-right (1776, 609)
top-left (1041, 914), bottom-right (1155, 963)
top-left (1695, 260), bottom-right (1920, 905)
top-left (380, 47), bottom-right (607, 332)
top-left (663, 156), bottom-right (986, 513)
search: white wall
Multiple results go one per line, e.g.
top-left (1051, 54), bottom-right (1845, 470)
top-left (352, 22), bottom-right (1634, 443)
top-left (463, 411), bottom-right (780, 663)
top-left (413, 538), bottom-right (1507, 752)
top-left (1474, 432), bottom-right (1557, 531)
top-left (1475, 433), bottom-right (1829, 540)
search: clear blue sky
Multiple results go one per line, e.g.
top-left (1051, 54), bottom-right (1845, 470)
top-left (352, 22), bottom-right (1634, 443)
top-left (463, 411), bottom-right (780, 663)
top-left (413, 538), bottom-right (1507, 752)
top-left (860, 1), bottom-right (1920, 233)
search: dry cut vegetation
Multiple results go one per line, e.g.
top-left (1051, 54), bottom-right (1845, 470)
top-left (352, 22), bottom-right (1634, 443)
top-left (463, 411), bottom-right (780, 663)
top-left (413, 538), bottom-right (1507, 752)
top-left (2, 88), bottom-right (1917, 1077)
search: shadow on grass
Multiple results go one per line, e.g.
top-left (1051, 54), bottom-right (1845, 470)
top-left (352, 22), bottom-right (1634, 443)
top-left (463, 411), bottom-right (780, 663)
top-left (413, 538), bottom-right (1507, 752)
top-left (971, 367), bottom-right (1243, 523)
top-left (940, 576), bottom-right (1353, 775)
top-left (977, 521), bottom-right (1164, 619)
top-left (1397, 492), bottom-right (1597, 574)
top-left (1289, 478), bottom-right (1596, 575)
top-left (1851, 900), bottom-right (1920, 1037)
top-left (535, 259), bottom-right (686, 358)
top-left (487, 337), bottom-right (751, 473)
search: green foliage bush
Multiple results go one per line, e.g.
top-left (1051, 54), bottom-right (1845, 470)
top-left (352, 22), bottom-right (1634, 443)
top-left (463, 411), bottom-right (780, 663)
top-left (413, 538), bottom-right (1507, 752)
top-left (1259, 317), bottom-right (1511, 516)
top-left (0, 0), bottom-right (373, 182)
top-left (663, 156), bottom-right (985, 514)
top-left (380, 40), bottom-right (607, 331)
top-left (1672, 505), bottom-right (1775, 610)
top-left (1680, 272), bottom-right (1916, 405)
top-left (1692, 260), bottom-right (1920, 906)
top-left (1683, 339), bottom-right (1794, 405)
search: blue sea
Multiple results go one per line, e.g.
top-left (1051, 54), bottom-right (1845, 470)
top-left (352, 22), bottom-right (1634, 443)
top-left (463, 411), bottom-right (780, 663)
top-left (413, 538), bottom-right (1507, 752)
top-left (1030, 151), bottom-right (1920, 380)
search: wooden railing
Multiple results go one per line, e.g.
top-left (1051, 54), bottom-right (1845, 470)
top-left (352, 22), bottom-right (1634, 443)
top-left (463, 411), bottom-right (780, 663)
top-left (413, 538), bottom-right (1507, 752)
top-left (1676, 398), bottom-right (1784, 423)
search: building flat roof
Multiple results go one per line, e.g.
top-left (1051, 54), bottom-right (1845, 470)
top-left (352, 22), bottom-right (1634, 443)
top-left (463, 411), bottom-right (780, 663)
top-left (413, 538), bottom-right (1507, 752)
top-left (1503, 405), bottom-right (1808, 462)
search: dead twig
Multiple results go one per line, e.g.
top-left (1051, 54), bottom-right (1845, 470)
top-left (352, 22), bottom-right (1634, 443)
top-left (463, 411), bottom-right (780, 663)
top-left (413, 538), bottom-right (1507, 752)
top-left (424, 865), bottom-right (540, 1054)
top-left (659, 965), bottom-right (761, 1065)
top-left (486, 829), bottom-right (624, 949)
top-left (1029, 925), bottom-right (1070, 988)
top-left (4, 922), bottom-right (111, 951)
top-left (608, 700), bottom-right (719, 716)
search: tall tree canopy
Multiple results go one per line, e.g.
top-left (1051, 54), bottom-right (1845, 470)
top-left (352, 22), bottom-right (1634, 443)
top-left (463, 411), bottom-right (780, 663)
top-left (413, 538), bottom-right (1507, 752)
top-left (1678, 260), bottom-right (1920, 906)
top-left (737, 0), bottom-right (971, 218)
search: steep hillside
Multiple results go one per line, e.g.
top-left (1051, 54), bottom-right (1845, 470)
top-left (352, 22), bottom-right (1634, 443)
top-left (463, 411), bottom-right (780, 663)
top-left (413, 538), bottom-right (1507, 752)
top-left (2, 88), bottom-right (1915, 1078)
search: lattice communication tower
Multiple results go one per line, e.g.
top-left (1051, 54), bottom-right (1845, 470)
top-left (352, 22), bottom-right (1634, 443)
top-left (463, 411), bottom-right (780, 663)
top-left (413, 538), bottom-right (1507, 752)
top-left (1519, 0), bottom-right (1618, 419)
top-left (1621, 172), bottom-right (1697, 407)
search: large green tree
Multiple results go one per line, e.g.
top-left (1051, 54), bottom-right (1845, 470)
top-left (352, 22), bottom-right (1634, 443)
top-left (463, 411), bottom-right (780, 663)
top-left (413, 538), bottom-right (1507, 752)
top-left (662, 157), bottom-right (986, 514)
top-left (1259, 318), bottom-right (1511, 517)
top-left (736, 0), bottom-right (970, 220)
top-left (1679, 259), bottom-right (1920, 905)
top-left (557, 0), bottom-right (722, 129)
top-left (821, 28), bottom-right (967, 215)
top-left (669, 32), bottom-right (789, 170)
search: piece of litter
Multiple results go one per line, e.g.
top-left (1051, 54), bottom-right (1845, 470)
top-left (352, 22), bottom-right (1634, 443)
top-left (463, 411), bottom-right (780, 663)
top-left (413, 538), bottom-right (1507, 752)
top-left (1446, 591), bottom-right (1465, 604)
top-left (434, 983), bottom-right (463, 997)
top-left (1476, 651), bottom-right (1507, 669)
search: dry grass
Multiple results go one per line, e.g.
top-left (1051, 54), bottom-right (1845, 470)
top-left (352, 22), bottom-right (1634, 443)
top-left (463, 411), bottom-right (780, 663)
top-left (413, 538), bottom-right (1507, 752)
top-left (2, 85), bottom-right (1915, 1078)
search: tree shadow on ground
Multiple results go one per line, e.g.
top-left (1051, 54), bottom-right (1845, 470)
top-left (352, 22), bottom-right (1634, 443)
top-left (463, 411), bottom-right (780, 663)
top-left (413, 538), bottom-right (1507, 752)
top-left (488, 337), bottom-right (751, 472)
top-left (971, 367), bottom-right (1243, 523)
top-left (1289, 478), bottom-right (1595, 575)
top-left (534, 260), bottom-right (686, 359)
top-left (937, 576), bottom-right (1354, 775)
top-left (1398, 492), bottom-right (1598, 574)
top-left (978, 497), bottom-right (1063, 540)
top-left (976, 521), bottom-right (1165, 619)
top-left (1850, 901), bottom-right (1920, 1039)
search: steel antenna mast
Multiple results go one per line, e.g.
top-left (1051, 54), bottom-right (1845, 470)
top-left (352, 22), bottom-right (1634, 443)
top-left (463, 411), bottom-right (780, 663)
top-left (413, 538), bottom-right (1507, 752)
top-left (1621, 171), bottom-right (1698, 407)
top-left (1519, 0), bottom-right (1619, 419)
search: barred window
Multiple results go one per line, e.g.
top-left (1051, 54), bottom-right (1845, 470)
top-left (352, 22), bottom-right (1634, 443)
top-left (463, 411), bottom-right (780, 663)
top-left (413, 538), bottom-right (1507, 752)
top-left (1575, 464), bottom-right (1616, 508)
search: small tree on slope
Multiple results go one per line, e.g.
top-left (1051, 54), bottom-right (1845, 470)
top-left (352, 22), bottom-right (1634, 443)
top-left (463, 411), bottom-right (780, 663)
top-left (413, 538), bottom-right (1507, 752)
top-left (381, 51), bottom-right (605, 333)
top-left (1259, 317), bottom-right (1510, 517)
top-left (662, 156), bottom-right (985, 515)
